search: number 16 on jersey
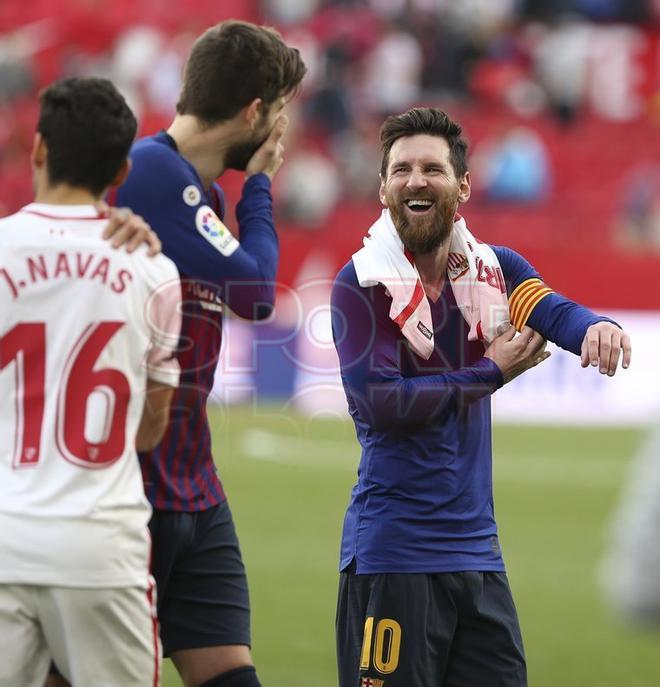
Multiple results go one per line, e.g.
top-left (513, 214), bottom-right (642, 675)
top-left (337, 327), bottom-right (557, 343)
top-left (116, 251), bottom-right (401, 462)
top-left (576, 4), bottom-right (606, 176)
top-left (1, 321), bottom-right (131, 469)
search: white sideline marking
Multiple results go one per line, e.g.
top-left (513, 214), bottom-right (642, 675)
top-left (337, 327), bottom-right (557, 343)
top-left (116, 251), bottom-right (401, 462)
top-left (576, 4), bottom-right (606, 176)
top-left (239, 429), bottom-right (624, 486)
top-left (239, 429), bottom-right (358, 470)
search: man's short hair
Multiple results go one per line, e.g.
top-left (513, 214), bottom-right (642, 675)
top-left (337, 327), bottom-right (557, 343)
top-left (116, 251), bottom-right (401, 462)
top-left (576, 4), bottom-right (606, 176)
top-left (38, 77), bottom-right (137, 196)
top-left (176, 20), bottom-right (307, 125)
top-left (379, 107), bottom-right (468, 179)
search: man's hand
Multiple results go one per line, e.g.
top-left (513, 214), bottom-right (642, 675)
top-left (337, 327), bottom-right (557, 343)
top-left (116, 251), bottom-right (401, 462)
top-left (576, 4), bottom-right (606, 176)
top-left (246, 114), bottom-right (289, 181)
top-left (484, 325), bottom-right (551, 384)
top-left (96, 201), bottom-right (161, 256)
top-left (580, 322), bottom-right (631, 376)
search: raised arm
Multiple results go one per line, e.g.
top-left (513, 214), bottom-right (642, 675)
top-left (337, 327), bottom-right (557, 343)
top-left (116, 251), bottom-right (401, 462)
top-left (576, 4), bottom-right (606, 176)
top-left (496, 245), bottom-right (631, 375)
top-left (115, 139), bottom-right (281, 321)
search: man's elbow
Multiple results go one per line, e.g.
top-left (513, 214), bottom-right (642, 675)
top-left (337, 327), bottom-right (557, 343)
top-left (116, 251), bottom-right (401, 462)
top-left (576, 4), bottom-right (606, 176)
top-left (253, 301), bottom-right (275, 321)
top-left (229, 301), bottom-right (275, 321)
top-left (352, 395), bottom-right (398, 433)
top-left (227, 285), bottom-right (276, 321)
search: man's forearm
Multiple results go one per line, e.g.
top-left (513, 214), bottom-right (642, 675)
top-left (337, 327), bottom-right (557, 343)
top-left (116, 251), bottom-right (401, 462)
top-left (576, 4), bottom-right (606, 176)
top-left (345, 358), bottom-right (503, 431)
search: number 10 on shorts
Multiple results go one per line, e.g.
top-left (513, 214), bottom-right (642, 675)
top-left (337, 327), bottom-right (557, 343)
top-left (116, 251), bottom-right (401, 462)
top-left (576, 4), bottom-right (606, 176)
top-left (359, 616), bottom-right (402, 675)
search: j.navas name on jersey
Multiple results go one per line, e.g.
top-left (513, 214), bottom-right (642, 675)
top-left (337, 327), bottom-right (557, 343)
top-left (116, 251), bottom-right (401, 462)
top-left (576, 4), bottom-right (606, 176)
top-left (0, 251), bottom-right (133, 299)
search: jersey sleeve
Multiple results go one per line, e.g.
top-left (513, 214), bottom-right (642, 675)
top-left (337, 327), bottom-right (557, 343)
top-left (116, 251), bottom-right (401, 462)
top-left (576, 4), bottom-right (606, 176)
top-left (494, 245), bottom-right (617, 355)
top-left (116, 141), bottom-right (278, 320)
top-left (138, 254), bottom-right (182, 388)
top-left (331, 262), bottom-right (503, 431)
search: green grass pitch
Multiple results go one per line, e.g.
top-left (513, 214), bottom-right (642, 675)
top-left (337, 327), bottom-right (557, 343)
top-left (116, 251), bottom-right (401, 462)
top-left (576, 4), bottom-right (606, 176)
top-left (162, 406), bottom-right (658, 687)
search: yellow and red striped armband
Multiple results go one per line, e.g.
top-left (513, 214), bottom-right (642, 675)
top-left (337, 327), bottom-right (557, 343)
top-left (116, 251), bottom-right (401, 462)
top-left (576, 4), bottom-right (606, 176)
top-left (509, 278), bottom-right (553, 330)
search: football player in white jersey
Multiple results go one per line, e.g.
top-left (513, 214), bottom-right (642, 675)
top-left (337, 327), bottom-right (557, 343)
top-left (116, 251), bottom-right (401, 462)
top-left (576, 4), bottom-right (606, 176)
top-left (0, 77), bottom-right (182, 687)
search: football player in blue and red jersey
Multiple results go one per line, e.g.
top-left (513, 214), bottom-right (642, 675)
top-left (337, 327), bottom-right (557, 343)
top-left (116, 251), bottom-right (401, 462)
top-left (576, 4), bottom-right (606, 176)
top-left (332, 108), bottom-right (632, 687)
top-left (115, 20), bottom-right (306, 687)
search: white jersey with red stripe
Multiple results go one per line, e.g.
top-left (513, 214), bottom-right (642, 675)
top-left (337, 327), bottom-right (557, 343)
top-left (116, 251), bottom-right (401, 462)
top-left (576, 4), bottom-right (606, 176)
top-left (0, 203), bottom-right (181, 589)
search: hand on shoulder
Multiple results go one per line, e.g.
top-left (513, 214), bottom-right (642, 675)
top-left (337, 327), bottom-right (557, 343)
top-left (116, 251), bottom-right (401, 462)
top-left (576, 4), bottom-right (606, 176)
top-left (97, 201), bottom-right (161, 257)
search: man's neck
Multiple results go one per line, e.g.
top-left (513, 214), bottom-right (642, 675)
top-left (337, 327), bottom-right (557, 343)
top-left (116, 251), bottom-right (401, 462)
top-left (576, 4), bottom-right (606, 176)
top-left (167, 115), bottom-right (233, 189)
top-left (413, 240), bottom-right (451, 302)
top-left (34, 185), bottom-right (98, 206)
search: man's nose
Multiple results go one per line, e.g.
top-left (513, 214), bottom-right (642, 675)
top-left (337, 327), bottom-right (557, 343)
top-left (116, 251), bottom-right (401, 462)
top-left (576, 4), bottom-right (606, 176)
top-left (406, 168), bottom-right (427, 190)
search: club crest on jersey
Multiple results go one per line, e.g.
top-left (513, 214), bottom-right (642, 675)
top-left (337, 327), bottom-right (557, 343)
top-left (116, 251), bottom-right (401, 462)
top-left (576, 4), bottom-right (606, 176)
top-left (360, 678), bottom-right (384, 687)
top-left (195, 205), bottom-right (239, 257)
top-left (182, 184), bottom-right (201, 207)
top-left (447, 252), bottom-right (469, 281)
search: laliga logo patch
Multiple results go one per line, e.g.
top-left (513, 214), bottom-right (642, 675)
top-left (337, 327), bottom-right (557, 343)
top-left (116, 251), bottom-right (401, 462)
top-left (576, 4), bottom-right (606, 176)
top-left (183, 184), bottom-right (202, 207)
top-left (195, 205), bottom-right (239, 257)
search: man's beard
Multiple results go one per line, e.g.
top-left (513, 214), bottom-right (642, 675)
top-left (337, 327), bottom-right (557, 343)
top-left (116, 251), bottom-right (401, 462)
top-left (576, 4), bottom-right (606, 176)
top-left (224, 129), bottom-right (269, 171)
top-left (387, 190), bottom-right (458, 254)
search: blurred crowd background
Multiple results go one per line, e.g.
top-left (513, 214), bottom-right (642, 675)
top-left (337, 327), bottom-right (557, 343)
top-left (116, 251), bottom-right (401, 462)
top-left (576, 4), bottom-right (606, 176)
top-left (1, 0), bottom-right (659, 309)
top-left (2, 8), bottom-right (658, 683)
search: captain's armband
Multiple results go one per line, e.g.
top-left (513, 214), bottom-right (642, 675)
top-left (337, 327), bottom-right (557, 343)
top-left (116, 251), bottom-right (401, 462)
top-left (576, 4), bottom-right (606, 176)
top-left (509, 278), bottom-right (553, 330)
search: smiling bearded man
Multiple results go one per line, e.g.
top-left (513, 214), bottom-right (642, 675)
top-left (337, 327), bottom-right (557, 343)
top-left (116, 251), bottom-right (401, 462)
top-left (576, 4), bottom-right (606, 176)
top-left (382, 134), bottom-right (462, 256)
top-left (330, 106), bottom-right (632, 687)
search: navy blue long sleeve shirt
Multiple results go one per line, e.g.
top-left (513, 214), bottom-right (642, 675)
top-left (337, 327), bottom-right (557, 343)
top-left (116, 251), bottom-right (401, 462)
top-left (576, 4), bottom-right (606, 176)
top-left (116, 132), bottom-right (279, 510)
top-left (331, 245), bottom-right (608, 573)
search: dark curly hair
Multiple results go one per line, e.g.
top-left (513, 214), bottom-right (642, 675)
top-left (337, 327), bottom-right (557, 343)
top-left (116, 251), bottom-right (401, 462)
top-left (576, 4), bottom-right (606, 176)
top-left (38, 77), bottom-right (137, 195)
top-left (379, 107), bottom-right (468, 179)
top-left (176, 20), bottom-right (307, 125)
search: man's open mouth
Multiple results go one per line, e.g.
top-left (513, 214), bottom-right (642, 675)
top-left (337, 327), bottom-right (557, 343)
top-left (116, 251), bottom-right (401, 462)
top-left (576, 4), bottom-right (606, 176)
top-left (404, 199), bottom-right (435, 214)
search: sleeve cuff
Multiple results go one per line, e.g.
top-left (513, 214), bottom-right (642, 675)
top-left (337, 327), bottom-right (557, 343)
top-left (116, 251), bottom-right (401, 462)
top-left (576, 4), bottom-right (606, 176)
top-left (596, 316), bottom-right (621, 329)
top-left (243, 172), bottom-right (272, 191)
top-left (237, 173), bottom-right (273, 223)
top-left (472, 357), bottom-right (505, 389)
top-left (146, 366), bottom-right (180, 388)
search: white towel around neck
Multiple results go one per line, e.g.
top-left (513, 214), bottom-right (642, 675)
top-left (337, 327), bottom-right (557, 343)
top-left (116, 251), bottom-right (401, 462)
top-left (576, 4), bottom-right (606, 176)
top-left (352, 209), bottom-right (510, 359)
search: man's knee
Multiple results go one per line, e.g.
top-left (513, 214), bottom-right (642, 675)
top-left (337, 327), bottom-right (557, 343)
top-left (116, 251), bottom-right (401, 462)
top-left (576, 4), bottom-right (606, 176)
top-left (172, 644), bottom-right (256, 687)
top-left (197, 666), bottom-right (261, 687)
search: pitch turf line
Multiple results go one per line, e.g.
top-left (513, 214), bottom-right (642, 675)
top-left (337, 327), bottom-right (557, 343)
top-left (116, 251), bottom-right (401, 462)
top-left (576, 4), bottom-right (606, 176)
top-left (238, 427), bottom-right (626, 486)
top-left (239, 428), bottom-right (357, 468)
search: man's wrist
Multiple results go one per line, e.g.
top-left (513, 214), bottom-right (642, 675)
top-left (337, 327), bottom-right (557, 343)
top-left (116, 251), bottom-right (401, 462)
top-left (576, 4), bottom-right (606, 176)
top-left (474, 357), bottom-right (505, 389)
top-left (244, 171), bottom-right (272, 186)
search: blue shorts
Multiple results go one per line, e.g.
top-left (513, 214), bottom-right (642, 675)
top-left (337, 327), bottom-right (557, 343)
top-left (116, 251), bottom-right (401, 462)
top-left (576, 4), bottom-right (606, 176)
top-left (336, 567), bottom-right (526, 687)
top-left (149, 500), bottom-right (251, 655)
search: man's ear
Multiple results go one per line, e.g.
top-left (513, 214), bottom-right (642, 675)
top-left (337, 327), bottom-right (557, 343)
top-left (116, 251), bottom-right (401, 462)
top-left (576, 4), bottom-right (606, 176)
top-left (458, 171), bottom-right (471, 204)
top-left (109, 159), bottom-right (132, 188)
top-left (378, 173), bottom-right (387, 207)
top-left (30, 133), bottom-right (47, 169)
top-left (244, 98), bottom-right (262, 130)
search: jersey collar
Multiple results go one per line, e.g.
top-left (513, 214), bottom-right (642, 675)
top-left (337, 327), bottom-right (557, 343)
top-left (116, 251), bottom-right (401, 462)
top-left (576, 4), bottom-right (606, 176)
top-left (20, 203), bottom-right (105, 220)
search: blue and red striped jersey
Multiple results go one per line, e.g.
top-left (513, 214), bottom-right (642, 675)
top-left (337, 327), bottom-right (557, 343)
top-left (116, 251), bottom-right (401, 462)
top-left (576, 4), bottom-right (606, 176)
top-left (332, 244), bottom-right (611, 573)
top-left (116, 132), bottom-right (278, 510)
